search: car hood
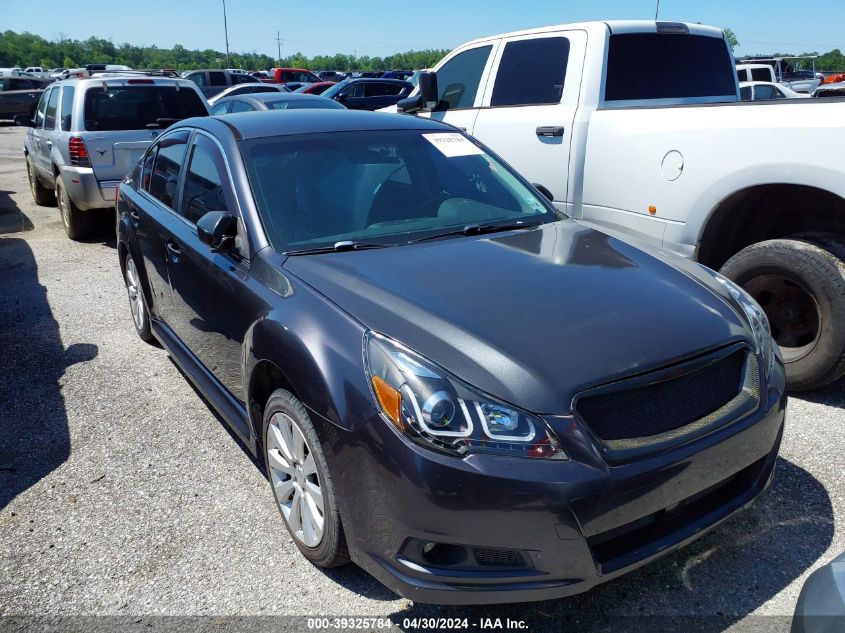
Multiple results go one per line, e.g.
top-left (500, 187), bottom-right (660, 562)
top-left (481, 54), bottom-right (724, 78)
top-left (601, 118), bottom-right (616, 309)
top-left (283, 220), bottom-right (751, 414)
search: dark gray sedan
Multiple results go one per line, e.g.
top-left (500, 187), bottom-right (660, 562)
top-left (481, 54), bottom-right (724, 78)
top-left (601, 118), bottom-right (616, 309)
top-left (208, 91), bottom-right (345, 115)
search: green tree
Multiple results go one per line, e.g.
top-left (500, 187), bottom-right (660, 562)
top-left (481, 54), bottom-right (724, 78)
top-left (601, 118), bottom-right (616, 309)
top-left (724, 28), bottom-right (739, 51)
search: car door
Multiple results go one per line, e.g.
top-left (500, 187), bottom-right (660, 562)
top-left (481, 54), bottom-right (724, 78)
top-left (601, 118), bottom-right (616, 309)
top-left (337, 81), bottom-right (367, 109)
top-left (471, 30), bottom-right (587, 206)
top-left (420, 41), bottom-right (498, 134)
top-left (363, 81), bottom-right (405, 110)
top-left (135, 130), bottom-right (192, 322)
top-left (163, 132), bottom-right (248, 405)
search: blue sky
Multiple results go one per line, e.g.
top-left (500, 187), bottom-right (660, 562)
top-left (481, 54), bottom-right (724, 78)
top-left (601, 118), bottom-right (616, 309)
top-left (5, 0), bottom-right (844, 58)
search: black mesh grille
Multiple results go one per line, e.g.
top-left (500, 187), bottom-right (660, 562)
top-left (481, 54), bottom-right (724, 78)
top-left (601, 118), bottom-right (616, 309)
top-left (473, 548), bottom-right (524, 567)
top-left (576, 349), bottom-right (747, 442)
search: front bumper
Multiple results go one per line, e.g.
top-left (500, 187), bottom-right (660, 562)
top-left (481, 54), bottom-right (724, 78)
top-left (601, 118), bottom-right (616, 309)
top-left (60, 167), bottom-right (118, 211)
top-left (320, 361), bottom-right (787, 605)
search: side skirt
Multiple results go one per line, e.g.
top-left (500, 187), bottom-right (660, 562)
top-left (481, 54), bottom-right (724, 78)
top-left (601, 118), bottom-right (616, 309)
top-left (150, 318), bottom-right (256, 454)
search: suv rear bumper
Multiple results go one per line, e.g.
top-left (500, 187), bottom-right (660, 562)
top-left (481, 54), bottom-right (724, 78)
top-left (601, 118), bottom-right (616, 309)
top-left (61, 167), bottom-right (118, 211)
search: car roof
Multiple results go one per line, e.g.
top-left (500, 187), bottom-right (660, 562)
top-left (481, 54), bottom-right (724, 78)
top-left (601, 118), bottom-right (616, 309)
top-left (341, 78), bottom-right (410, 85)
top-left (181, 109), bottom-right (454, 140)
top-left (48, 75), bottom-right (194, 88)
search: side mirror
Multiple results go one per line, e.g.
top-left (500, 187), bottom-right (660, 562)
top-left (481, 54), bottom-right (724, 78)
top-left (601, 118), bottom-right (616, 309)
top-left (14, 114), bottom-right (35, 128)
top-left (532, 183), bottom-right (554, 202)
top-left (197, 211), bottom-right (237, 252)
top-left (397, 71), bottom-right (438, 113)
top-left (335, 92), bottom-right (348, 102)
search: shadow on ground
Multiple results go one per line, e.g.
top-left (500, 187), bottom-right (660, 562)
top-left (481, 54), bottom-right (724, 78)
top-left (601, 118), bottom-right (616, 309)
top-left (375, 457), bottom-right (832, 632)
top-left (0, 237), bottom-right (98, 509)
top-left (0, 189), bottom-right (33, 234)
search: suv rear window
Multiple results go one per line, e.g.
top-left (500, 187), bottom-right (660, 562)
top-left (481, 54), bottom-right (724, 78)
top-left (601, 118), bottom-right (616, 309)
top-left (605, 33), bottom-right (736, 102)
top-left (83, 85), bottom-right (207, 131)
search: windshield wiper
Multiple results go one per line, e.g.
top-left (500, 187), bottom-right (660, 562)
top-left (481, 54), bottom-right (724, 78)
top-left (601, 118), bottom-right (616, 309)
top-left (408, 221), bottom-right (539, 244)
top-left (283, 240), bottom-right (389, 256)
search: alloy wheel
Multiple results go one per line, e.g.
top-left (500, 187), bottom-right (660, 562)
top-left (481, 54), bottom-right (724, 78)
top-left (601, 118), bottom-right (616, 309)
top-left (266, 412), bottom-right (325, 548)
top-left (27, 161), bottom-right (38, 198)
top-left (57, 183), bottom-right (70, 228)
top-left (124, 256), bottom-right (146, 331)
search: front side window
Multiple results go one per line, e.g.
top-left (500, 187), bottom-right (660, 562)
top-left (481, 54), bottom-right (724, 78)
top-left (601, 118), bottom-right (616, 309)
top-left (35, 91), bottom-right (49, 127)
top-left (230, 100), bottom-right (255, 113)
top-left (187, 72), bottom-right (206, 87)
top-left (754, 84), bottom-right (777, 100)
top-left (491, 38), bottom-right (570, 107)
top-left (182, 136), bottom-right (232, 223)
top-left (210, 102), bottom-right (229, 115)
top-left (43, 88), bottom-right (59, 129)
top-left (241, 129), bottom-right (555, 252)
top-left (434, 45), bottom-right (493, 110)
top-left (740, 86), bottom-right (752, 101)
top-left (83, 86), bottom-right (207, 131)
top-left (605, 33), bottom-right (736, 102)
top-left (141, 146), bottom-right (157, 191)
top-left (148, 133), bottom-right (189, 210)
top-left (60, 86), bottom-right (75, 131)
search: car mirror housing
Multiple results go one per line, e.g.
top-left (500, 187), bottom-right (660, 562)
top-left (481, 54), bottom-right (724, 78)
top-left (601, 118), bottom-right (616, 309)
top-left (14, 114), bottom-right (35, 128)
top-left (398, 71), bottom-right (438, 114)
top-left (532, 183), bottom-right (554, 202)
top-left (197, 211), bottom-right (237, 252)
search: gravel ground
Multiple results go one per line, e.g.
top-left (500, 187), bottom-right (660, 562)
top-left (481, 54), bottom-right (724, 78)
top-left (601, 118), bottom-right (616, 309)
top-left (0, 124), bottom-right (843, 633)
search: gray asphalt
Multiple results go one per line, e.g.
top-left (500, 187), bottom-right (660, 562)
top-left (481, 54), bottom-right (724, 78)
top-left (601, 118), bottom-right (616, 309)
top-left (0, 124), bottom-right (843, 632)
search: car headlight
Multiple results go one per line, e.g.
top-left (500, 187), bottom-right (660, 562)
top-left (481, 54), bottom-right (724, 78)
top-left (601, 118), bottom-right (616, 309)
top-left (363, 332), bottom-right (566, 460)
top-left (713, 273), bottom-right (776, 377)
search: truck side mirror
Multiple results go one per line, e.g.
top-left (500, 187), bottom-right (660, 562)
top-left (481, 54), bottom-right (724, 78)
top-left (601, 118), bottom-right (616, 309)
top-left (397, 71), bottom-right (438, 114)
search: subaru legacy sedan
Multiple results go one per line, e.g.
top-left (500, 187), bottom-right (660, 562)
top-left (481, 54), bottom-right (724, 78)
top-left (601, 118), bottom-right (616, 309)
top-left (116, 110), bottom-right (786, 605)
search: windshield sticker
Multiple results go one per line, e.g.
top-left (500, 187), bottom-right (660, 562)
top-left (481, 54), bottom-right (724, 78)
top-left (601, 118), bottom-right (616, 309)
top-left (422, 133), bottom-right (485, 158)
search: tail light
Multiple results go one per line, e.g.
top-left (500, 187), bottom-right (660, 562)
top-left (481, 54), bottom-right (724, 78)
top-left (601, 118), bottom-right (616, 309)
top-left (68, 137), bottom-right (91, 167)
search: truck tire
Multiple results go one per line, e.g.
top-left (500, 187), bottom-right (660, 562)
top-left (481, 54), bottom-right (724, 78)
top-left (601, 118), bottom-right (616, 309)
top-left (56, 176), bottom-right (91, 241)
top-left (720, 238), bottom-right (845, 391)
top-left (26, 156), bottom-right (54, 206)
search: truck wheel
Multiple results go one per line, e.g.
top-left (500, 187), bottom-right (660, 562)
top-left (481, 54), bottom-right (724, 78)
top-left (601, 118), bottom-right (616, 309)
top-left (56, 176), bottom-right (90, 241)
top-left (26, 157), bottom-right (54, 206)
top-left (720, 239), bottom-right (845, 391)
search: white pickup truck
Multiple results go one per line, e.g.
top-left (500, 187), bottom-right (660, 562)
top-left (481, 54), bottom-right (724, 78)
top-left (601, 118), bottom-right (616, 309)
top-left (394, 20), bottom-right (845, 391)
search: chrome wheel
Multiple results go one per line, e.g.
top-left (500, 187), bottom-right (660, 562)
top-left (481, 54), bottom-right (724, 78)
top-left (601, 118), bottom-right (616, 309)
top-left (27, 161), bottom-right (38, 197)
top-left (125, 256), bottom-right (145, 331)
top-left (266, 412), bottom-right (324, 548)
top-left (57, 182), bottom-right (70, 228)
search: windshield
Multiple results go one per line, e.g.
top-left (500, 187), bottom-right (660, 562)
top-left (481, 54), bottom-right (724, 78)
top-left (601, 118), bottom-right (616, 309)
top-left (241, 129), bottom-right (557, 252)
top-left (83, 85), bottom-right (207, 131)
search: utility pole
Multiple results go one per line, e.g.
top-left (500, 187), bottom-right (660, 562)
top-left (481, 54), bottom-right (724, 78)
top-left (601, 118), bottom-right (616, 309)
top-left (654, 0), bottom-right (660, 19)
top-left (275, 31), bottom-right (283, 67)
top-left (222, 0), bottom-right (230, 68)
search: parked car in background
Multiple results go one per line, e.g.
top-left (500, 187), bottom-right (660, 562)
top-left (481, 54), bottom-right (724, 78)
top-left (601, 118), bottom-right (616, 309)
top-left (407, 69), bottom-right (431, 88)
top-left (23, 66), bottom-right (51, 78)
top-left (737, 60), bottom-right (820, 94)
top-left (294, 82), bottom-right (336, 95)
top-left (271, 68), bottom-right (321, 84)
top-left (322, 78), bottom-right (413, 110)
top-left (396, 19), bottom-right (845, 390)
top-left (359, 70), bottom-right (384, 78)
top-left (183, 69), bottom-right (259, 98)
top-left (0, 76), bottom-right (51, 120)
top-left (317, 70), bottom-right (344, 82)
top-left (116, 108), bottom-right (785, 605)
top-left (281, 82), bottom-right (310, 92)
top-left (208, 83), bottom-right (289, 105)
top-left (49, 68), bottom-right (67, 78)
top-left (18, 75), bottom-right (208, 239)
top-left (382, 70), bottom-right (413, 80)
top-left (250, 71), bottom-right (271, 81)
top-left (209, 92), bottom-right (345, 115)
top-left (791, 552), bottom-right (845, 633)
top-left (739, 81), bottom-right (810, 100)
top-left (815, 81), bottom-right (845, 98)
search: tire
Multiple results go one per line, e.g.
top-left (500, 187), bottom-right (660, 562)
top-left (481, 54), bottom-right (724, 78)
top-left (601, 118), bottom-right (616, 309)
top-left (720, 238), bottom-right (845, 391)
top-left (26, 156), bottom-right (54, 206)
top-left (122, 250), bottom-right (154, 343)
top-left (56, 175), bottom-right (91, 240)
top-left (262, 389), bottom-right (350, 568)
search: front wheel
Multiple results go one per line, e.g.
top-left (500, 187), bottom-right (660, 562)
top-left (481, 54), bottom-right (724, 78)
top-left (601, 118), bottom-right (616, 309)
top-left (26, 157), bottom-right (55, 206)
top-left (262, 389), bottom-right (350, 567)
top-left (720, 238), bottom-right (845, 391)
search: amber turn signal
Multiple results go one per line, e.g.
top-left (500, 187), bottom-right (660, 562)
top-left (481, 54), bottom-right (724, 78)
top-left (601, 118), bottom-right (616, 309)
top-left (372, 376), bottom-right (404, 428)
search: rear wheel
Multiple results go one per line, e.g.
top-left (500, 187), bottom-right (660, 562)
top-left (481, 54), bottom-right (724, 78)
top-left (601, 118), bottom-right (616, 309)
top-left (122, 250), bottom-right (154, 342)
top-left (720, 238), bottom-right (845, 391)
top-left (26, 157), bottom-right (54, 206)
top-left (56, 176), bottom-right (91, 240)
top-left (262, 389), bottom-right (350, 567)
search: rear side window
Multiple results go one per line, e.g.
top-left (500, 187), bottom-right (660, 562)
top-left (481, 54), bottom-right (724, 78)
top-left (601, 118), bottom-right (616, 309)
top-left (182, 136), bottom-right (232, 224)
top-left (148, 133), bottom-right (189, 210)
top-left (751, 68), bottom-right (773, 82)
top-left (60, 86), bottom-right (74, 131)
top-left (366, 82), bottom-right (403, 97)
top-left (435, 45), bottom-right (492, 110)
top-left (187, 73), bottom-right (206, 87)
top-left (83, 86), bottom-right (207, 131)
top-left (605, 33), bottom-right (736, 102)
top-left (491, 37), bottom-right (570, 107)
top-left (44, 88), bottom-right (59, 129)
top-left (209, 72), bottom-right (227, 86)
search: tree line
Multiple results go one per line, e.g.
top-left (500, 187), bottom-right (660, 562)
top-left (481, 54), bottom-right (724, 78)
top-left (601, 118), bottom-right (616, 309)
top-left (0, 30), bottom-right (447, 71)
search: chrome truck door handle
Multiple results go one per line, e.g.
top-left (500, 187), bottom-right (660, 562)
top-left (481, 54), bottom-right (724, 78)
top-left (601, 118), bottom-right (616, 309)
top-left (536, 126), bottom-right (565, 138)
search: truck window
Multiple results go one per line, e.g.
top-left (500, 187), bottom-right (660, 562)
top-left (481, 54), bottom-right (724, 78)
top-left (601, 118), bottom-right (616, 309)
top-left (751, 68), bottom-right (773, 82)
top-left (44, 88), bottom-right (59, 129)
top-left (60, 86), bottom-right (75, 131)
top-left (435, 45), bottom-right (492, 110)
top-left (209, 71), bottom-right (227, 86)
top-left (605, 33), bottom-right (736, 102)
top-left (754, 84), bottom-right (777, 100)
top-left (491, 37), bottom-right (570, 107)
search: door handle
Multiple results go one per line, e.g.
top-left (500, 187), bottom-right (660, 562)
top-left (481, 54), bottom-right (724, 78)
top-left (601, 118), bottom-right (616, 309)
top-left (166, 241), bottom-right (182, 262)
top-left (536, 126), bottom-right (565, 138)
top-left (128, 209), bottom-right (140, 225)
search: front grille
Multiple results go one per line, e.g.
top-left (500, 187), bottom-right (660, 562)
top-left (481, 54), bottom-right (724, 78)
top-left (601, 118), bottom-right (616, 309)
top-left (473, 548), bottom-right (524, 567)
top-left (574, 345), bottom-right (759, 458)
